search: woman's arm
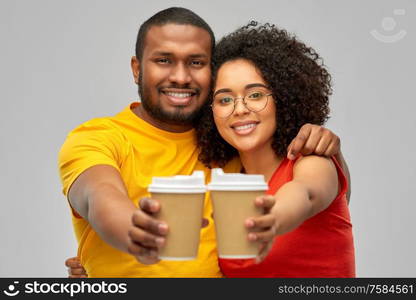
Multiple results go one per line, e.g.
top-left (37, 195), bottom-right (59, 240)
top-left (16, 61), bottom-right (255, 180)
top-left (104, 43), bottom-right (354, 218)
top-left (246, 155), bottom-right (339, 261)
top-left (271, 156), bottom-right (339, 234)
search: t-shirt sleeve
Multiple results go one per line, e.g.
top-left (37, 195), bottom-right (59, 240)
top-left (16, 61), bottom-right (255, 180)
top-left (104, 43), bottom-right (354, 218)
top-left (58, 119), bottom-right (127, 196)
top-left (330, 155), bottom-right (348, 200)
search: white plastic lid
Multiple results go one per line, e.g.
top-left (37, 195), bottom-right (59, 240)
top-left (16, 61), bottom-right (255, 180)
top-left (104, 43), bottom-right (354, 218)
top-left (207, 168), bottom-right (268, 191)
top-left (148, 171), bottom-right (206, 193)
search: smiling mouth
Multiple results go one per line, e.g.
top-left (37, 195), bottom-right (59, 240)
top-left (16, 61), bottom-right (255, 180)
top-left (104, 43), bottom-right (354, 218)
top-left (161, 90), bottom-right (198, 106)
top-left (163, 91), bottom-right (194, 98)
top-left (233, 123), bottom-right (256, 130)
top-left (231, 122), bottom-right (259, 135)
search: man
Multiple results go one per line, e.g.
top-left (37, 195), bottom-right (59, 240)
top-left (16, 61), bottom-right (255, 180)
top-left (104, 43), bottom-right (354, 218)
top-left (60, 7), bottom-right (350, 278)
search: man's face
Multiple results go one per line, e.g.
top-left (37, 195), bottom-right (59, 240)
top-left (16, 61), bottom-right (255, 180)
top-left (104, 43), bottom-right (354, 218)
top-left (133, 24), bottom-right (212, 126)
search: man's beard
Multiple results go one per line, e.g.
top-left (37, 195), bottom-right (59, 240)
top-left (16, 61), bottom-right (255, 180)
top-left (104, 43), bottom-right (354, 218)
top-left (138, 73), bottom-right (204, 126)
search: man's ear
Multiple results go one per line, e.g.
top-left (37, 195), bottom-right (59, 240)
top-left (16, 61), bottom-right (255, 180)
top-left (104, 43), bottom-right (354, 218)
top-left (131, 56), bottom-right (140, 84)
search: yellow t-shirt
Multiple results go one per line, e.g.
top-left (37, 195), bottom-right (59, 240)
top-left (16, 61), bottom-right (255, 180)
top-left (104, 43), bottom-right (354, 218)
top-left (58, 102), bottom-right (240, 277)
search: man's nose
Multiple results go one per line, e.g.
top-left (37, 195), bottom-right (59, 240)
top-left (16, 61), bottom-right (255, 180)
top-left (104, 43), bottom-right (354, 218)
top-left (168, 63), bottom-right (192, 85)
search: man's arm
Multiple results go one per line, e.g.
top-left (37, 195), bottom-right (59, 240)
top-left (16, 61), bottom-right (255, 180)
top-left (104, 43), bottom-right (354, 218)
top-left (286, 124), bottom-right (351, 203)
top-left (69, 165), bottom-right (136, 253)
top-left (68, 165), bottom-right (166, 264)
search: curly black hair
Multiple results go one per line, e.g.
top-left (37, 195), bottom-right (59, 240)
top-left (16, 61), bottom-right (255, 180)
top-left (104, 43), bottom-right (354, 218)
top-left (196, 21), bottom-right (332, 168)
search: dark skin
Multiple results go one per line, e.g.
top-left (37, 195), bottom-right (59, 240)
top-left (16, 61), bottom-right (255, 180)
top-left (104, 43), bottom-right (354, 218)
top-left (65, 24), bottom-right (351, 277)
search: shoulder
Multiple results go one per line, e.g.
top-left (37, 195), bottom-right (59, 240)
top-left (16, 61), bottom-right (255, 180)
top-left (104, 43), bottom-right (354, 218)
top-left (292, 155), bottom-right (339, 205)
top-left (293, 155), bottom-right (337, 178)
top-left (60, 117), bottom-right (129, 159)
top-left (66, 117), bottom-right (128, 143)
top-left (70, 117), bottom-right (121, 133)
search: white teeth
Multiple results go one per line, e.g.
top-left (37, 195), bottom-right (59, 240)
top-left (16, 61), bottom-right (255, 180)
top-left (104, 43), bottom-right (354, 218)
top-left (165, 92), bottom-right (192, 98)
top-left (234, 123), bottom-right (256, 131)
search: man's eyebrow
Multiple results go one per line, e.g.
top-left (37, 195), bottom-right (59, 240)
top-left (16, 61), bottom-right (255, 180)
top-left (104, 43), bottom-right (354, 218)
top-left (151, 51), bottom-right (172, 56)
top-left (150, 52), bottom-right (208, 58)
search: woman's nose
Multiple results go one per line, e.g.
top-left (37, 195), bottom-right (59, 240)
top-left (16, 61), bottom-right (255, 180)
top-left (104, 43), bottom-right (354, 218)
top-left (233, 97), bottom-right (250, 116)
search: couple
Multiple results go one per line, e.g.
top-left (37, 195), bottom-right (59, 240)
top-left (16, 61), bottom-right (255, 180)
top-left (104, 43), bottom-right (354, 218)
top-left (60, 7), bottom-right (354, 278)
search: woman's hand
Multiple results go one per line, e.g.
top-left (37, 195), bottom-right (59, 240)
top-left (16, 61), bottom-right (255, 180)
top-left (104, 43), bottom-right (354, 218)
top-left (245, 195), bottom-right (279, 263)
top-left (244, 183), bottom-right (314, 263)
top-left (245, 156), bottom-right (339, 263)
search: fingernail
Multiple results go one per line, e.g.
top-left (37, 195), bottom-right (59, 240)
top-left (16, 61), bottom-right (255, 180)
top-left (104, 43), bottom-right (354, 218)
top-left (256, 197), bottom-right (263, 205)
top-left (158, 223), bottom-right (168, 233)
top-left (155, 237), bottom-right (164, 247)
top-left (248, 233), bottom-right (257, 241)
top-left (245, 219), bottom-right (254, 228)
top-left (150, 201), bottom-right (158, 211)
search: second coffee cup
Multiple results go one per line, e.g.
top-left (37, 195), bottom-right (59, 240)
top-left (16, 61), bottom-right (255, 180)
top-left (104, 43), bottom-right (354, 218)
top-left (148, 171), bottom-right (206, 260)
top-left (207, 168), bottom-right (268, 259)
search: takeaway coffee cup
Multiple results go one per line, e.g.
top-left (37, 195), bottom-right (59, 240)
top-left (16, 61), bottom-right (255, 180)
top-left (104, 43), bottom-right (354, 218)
top-left (207, 168), bottom-right (268, 258)
top-left (148, 171), bottom-right (206, 260)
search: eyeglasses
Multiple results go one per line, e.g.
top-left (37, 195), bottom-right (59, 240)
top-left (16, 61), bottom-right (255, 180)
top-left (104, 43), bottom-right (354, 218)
top-left (211, 91), bottom-right (273, 118)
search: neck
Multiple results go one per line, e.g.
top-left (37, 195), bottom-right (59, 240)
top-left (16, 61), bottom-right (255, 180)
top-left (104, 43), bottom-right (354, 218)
top-left (132, 104), bottom-right (193, 133)
top-left (239, 144), bottom-right (283, 182)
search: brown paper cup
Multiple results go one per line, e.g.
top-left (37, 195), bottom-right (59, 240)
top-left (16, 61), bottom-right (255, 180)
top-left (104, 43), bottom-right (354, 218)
top-left (152, 192), bottom-right (205, 260)
top-left (211, 190), bottom-right (264, 258)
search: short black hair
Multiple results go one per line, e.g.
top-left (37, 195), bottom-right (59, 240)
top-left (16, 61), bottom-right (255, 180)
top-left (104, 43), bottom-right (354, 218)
top-left (135, 7), bottom-right (215, 60)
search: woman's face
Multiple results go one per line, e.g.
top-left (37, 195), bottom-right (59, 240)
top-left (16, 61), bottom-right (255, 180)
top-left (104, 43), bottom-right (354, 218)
top-left (213, 59), bottom-right (277, 154)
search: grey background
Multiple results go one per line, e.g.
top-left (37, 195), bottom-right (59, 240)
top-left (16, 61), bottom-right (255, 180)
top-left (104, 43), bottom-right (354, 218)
top-left (0, 0), bottom-right (415, 277)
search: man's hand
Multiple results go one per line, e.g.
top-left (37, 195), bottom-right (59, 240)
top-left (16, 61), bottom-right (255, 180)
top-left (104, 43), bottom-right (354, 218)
top-left (127, 197), bottom-right (167, 265)
top-left (287, 124), bottom-right (340, 160)
top-left (65, 257), bottom-right (87, 278)
top-left (127, 197), bottom-right (210, 265)
top-left (286, 124), bottom-right (351, 203)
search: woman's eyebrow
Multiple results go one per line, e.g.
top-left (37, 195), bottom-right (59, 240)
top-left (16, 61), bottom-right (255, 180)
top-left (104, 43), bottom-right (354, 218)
top-left (213, 88), bottom-right (232, 97)
top-left (245, 83), bottom-right (269, 90)
top-left (213, 83), bottom-right (269, 97)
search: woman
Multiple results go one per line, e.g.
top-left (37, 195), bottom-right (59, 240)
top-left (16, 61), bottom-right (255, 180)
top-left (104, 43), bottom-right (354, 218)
top-left (196, 21), bottom-right (355, 277)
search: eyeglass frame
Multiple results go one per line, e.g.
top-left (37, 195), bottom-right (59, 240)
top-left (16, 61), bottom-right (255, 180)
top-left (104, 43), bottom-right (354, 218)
top-left (210, 92), bottom-right (274, 118)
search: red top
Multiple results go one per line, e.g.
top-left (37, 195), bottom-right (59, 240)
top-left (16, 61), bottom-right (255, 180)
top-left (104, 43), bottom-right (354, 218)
top-left (218, 156), bottom-right (355, 277)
